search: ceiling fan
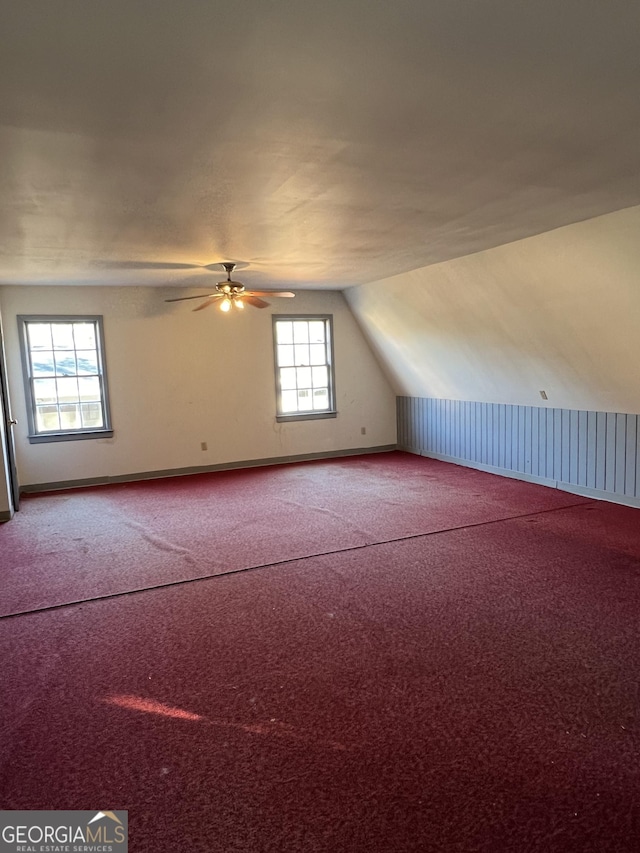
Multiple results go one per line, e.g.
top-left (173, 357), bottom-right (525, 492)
top-left (164, 263), bottom-right (295, 312)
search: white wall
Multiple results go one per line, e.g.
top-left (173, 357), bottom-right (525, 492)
top-left (0, 287), bottom-right (396, 487)
top-left (346, 205), bottom-right (640, 414)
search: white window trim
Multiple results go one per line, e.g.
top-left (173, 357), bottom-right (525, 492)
top-left (272, 314), bottom-right (337, 422)
top-left (18, 315), bottom-right (114, 444)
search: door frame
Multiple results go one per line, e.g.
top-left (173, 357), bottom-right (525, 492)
top-left (0, 311), bottom-right (19, 512)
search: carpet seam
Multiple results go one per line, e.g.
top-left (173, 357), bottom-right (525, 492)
top-left (0, 499), bottom-right (592, 621)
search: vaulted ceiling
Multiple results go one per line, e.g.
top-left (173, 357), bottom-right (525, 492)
top-left (1, 0), bottom-right (639, 291)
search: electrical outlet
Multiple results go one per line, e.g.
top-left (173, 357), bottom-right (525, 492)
top-left (201, 442), bottom-right (208, 451)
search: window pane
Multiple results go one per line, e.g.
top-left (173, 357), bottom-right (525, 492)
top-left (297, 389), bottom-right (313, 411)
top-left (28, 324), bottom-right (53, 351)
top-left (296, 366), bottom-right (312, 387)
top-left (56, 377), bottom-right (80, 403)
top-left (294, 344), bottom-right (309, 365)
top-left (277, 344), bottom-right (294, 367)
top-left (293, 322), bottom-right (309, 344)
top-left (80, 402), bottom-right (104, 429)
top-left (78, 376), bottom-right (101, 401)
top-left (276, 321), bottom-right (293, 344)
top-left (31, 351), bottom-right (55, 376)
top-left (33, 378), bottom-right (58, 404)
top-left (76, 350), bottom-right (99, 374)
top-left (313, 389), bottom-right (329, 410)
top-left (51, 324), bottom-right (75, 350)
top-left (280, 367), bottom-right (297, 390)
top-left (312, 365), bottom-right (328, 387)
top-left (36, 405), bottom-right (60, 432)
top-left (73, 323), bottom-right (96, 349)
top-left (309, 344), bottom-right (326, 365)
top-left (281, 389), bottom-right (299, 413)
top-left (59, 404), bottom-right (81, 430)
top-left (54, 352), bottom-right (77, 376)
top-left (308, 321), bottom-right (325, 344)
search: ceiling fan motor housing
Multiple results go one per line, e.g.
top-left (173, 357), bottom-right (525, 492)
top-left (216, 282), bottom-right (245, 295)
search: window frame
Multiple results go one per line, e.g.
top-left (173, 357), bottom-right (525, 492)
top-left (18, 315), bottom-right (114, 444)
top-left (272, 314), bottom-right (337, 422)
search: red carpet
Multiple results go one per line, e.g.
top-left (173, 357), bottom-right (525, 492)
top-left (0, 452), bottom-right (586, 617)
top-left (1, 453), bottom-right (639, 851)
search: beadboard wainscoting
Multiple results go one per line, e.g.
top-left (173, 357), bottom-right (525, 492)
top-left (397, 397), bottom-right (640, 507)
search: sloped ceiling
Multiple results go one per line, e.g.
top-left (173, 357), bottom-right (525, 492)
top-left (1, 0), bottom-right (639, 290)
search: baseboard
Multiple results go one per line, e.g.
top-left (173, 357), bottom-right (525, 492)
top-left (21, 445), bottom-right (398, 494)
top-left (554, 481), bottom-right (640, 508)
top-left (401, 446), bottom-right (640, 510)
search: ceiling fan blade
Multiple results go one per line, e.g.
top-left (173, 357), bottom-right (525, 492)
top-left (165, 292), bottom-right (218, 303)
top-left (243, 295), bottom-right (270, 309)
top-left (246, 290), bottom-right (295, 298)
top-left (193, 295), bottom-right (224, 311)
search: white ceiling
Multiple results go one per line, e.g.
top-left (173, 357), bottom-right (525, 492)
top-left (1, 0), bottom-right (639, 291)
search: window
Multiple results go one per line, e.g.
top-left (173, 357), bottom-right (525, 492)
top-left (18, 316), bottom-right (113, 443)
top-left (273, 316), bottom-right (336, 421)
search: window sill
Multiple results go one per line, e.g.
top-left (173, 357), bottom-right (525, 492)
top-left (28, 429), bottom-right (114, 445)
top-left (276, 411), bottom-right (337, 423)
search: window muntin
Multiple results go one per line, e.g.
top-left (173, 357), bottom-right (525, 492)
top-left (19, 316), bottom-right (113, 442)
top-left (273, 316), bottom-right (336, 420)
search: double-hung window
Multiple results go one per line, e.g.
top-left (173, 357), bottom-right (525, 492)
top-left (18, 316), bottom-right (113, 443)
top-left (273, 316), bottom-right (336, 421)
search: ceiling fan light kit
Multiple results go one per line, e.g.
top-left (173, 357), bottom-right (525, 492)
top-left (165, 263), bottom-right (295, 313)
